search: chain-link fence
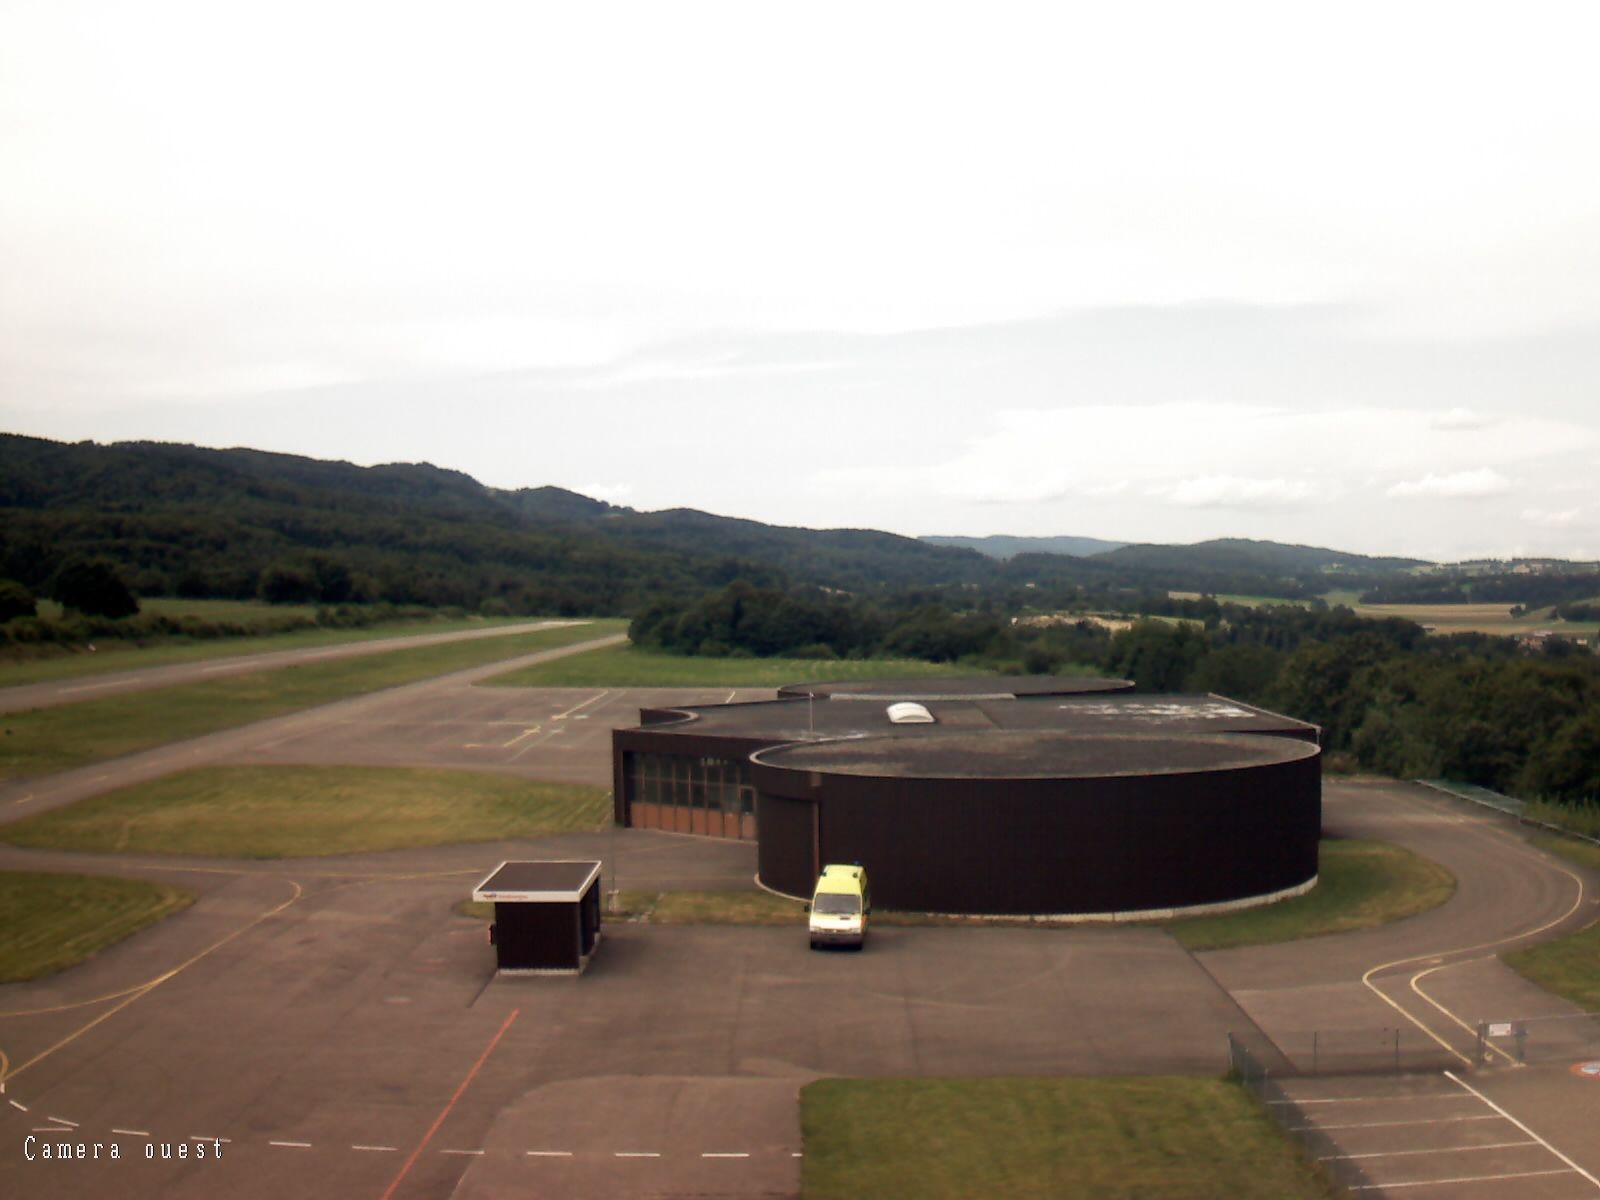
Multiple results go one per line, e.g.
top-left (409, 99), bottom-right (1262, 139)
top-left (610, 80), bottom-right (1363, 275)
top-left (1228, 1033), bottom-right (1361, 1194)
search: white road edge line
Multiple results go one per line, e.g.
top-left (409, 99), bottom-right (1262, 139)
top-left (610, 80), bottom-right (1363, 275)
top-left (1292, 1114), bottom-right (1503, 1132)
top-left (1444, 1070), bottom-right (1600, 1190)
top-left (1352, 1168), bottom-right (1575, 1191)
top-left (1321, 1140), bottom-right (1539, 1161)
top-left (1270, 1095), bottom-right (1475, 1105)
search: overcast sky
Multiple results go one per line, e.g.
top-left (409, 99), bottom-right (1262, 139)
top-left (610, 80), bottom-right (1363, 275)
top-left (3, 2), bottom-right (1598, 563)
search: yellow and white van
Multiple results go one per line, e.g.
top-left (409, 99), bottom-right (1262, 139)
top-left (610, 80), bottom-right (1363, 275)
top-left (808, 863), bottom-right (870, 950)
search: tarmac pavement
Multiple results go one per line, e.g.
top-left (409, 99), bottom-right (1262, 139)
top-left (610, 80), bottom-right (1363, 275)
top-left (2, 652), bottom-right (1600, 1198)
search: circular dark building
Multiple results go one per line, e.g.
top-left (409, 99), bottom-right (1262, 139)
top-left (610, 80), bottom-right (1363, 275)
top-left (611, 678), bottom-right (1322, 919)
top-left (751, 730), bottom-right (1321, 917)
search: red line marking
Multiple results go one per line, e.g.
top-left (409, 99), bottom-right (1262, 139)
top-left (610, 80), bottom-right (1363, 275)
top-left (378, 1008), bottom-right (519, 1200)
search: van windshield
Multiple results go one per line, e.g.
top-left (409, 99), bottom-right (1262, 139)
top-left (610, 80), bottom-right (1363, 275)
top-left (814, 893), bottom-right (861, 915)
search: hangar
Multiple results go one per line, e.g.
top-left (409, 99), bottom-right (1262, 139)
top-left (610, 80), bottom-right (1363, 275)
top-left (610, 677), bottom-right (1321, 918)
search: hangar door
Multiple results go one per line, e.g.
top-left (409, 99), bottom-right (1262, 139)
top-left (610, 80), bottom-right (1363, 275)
top-left (625, 752), bottom-right (757, 839)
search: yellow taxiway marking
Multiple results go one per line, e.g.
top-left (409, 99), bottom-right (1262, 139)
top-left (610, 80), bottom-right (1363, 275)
top-left (0, 879), bottom-right (303, 1083)
top-left (1358, 790), bottom-right (1588, 1068)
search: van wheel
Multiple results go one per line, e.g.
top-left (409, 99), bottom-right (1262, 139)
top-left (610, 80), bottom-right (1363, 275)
top-left (808, 939), bottom-right (817, 950)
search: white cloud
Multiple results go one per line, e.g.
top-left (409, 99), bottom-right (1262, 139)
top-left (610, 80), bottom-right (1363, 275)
top-left (1154, 475), bottom-right (1325, 509)
top-left (1521, 507), bottom-right (1581, 528)
top-left (1431, 407), bottom-right (1491, 431)
top-left (1387, 468), bottom-right (1512, 498)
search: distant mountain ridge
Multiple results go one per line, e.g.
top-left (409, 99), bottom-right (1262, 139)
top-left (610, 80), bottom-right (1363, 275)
top-left (922, 534), bottom-right (1128, 559)
top-left (1092, 537), bottom-right (1429, 575)
top-left (0, 434), bottom-right (1448, 613)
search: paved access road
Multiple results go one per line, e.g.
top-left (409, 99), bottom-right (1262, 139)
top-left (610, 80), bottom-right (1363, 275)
top-left (1, 663), bottom-right (1598, 1198)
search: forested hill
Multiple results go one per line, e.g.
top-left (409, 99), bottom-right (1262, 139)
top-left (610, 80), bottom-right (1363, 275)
top-left (0, 434), bottom-right (998, 611)
top-left (1091, 538), bottom-right (1428, 576)
top-left (0, 434), bottom-right (1437, 614)
top-left (922, 534), bottom-right (1128, 558)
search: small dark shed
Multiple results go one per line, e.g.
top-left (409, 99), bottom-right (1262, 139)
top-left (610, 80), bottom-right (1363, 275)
top-left (473, 860), bottom-right (602, 975)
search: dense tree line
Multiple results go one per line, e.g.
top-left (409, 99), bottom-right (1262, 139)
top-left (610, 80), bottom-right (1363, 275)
top-left (1362, 571), bottom-right (1600, 608)
top-left (632, 583), bottom-right (1600, 808)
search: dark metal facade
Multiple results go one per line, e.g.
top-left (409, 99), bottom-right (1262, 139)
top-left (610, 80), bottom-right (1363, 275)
top-left (611, 680), bottom-right (1323, 916)
top-left (751, 739), bottom-right (1321, 914)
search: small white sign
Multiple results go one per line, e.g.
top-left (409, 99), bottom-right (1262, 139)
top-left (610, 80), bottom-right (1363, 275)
top-left (1488, 1022), bottom-right (1514, 1038)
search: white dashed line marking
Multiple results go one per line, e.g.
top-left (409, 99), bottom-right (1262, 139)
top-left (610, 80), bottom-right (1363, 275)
top-left (8, 1100), bottom-right (27, 1112)
top-left (269, 1140), bottom-right (313, 1148)
top-left (1351, 1168), bottom-right (1576, 1191)
top-left (353, 1144), bottom-right (398, 1153)
top-left (1293, 1114), bottom-right (1502, 1132)
top-left (440, 1149), bottom-right (484, 1156)
top-left (526, 1150), bottom-right (572, 1157)
top-left (190, 1136), bottom-right (231, 1144)
top-left (615, 1151), bottom-right (661, 1158)
top-left (1321, 1140), bottom-right (1540, 1162)
top-left (33, 1126), bottom-right (74, 1134)
top-left (112, 1128), bottom-right (150, 1138)
top-left (46, 1116), bottom-right (78, 1127)
top-left (702, 1152), bottom-right (751, 1158)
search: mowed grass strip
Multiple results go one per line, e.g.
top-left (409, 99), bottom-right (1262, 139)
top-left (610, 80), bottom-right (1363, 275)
top-left (1503, 833), bottom-right (1600, 1009)
top-left (1161, 839), bottom-right (1456, 950)
top-left (483, 642), bottom-right (993, 687)
top-left (801, 1077), bottom-right (1336, 1200)
top-left (0, 609), bottom-right (540, 688)
top-left (456, 840), bottom-right (1451, 946)
top-left (0, 766), bottom-right (610, 858)
top-left (0, 619), bottom-right (626, 782)
top-left (0, 870), bottom-right (194, 982)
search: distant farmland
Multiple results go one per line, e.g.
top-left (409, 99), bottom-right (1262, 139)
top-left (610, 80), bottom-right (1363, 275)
top-left (1183, 593), bottom-right (1599, 640)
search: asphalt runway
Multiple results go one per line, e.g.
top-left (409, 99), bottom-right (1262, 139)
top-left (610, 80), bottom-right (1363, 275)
top-left (2, 651), bottom-right (1599, 1198)
top-left (0, 619), bottom-right (590, 716)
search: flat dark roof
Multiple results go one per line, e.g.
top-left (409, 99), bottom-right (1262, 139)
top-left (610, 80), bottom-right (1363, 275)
top-left (754, 730), bottom-right (1319, 779)
top-left (634, 692), bottom-right (1316, 742)
top-left (777, 675), bottom-right (1132, 700)
top-left (473, 860), bottom-right (601, 902)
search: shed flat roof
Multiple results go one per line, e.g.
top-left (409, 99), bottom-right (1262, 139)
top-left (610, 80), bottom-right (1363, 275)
top-left (473, 860), bottom-right (601, 902)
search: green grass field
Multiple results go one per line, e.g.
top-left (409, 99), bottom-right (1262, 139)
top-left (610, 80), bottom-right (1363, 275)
top-left (0, 620), bottom-right (626, 782)
top-left (1502, 834), bottom-right (1600, 1009)
top-left (1162, 839), bottom-right (1455, 950)
top-left (0, 611), bottom-right (550, 688)
top-left (0, 870), bottom-right (194, 981)
top-left (455, 840), bottom-right (1452, 948)
top-left (0, 766), bottom-right (610, 857)
top-left (482, 643), bottom-right (993, 688)
top-left (800, 1077), bottom-right (1335, 1200)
